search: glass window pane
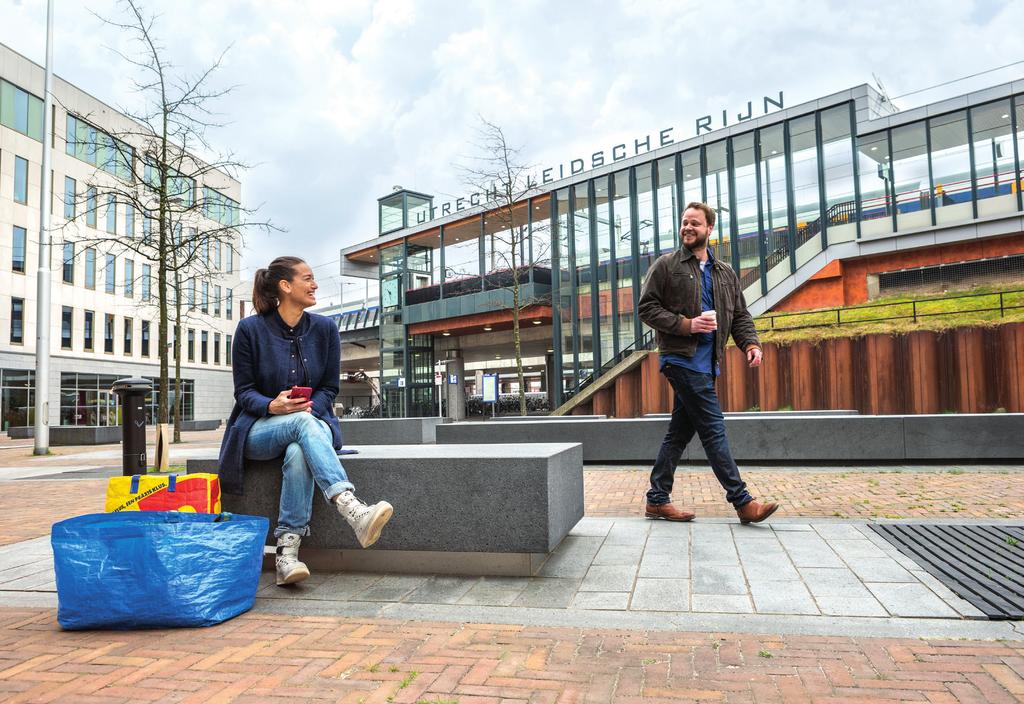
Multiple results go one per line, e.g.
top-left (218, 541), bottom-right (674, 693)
top-left (820, 104), bottom-right (857, 242)
top-left (12, 226), bottom-right (26, 273)
top-left (612, 171), bottom-right (634, 354)
top-left (635, 165), bottom-right (655, 276)
top-left (483, 205), bottom-right (528, 290)
top-left (64, 176), bottom-right (75, 219)
top-left (759, 124), bottom-right (790, 282)
top-left (63, 242), bottom-right (74, 284)
top-left (554, 188), bottom-right (573, 392)
top-left (656, 157), bottom-right (678, 253)
top-left (857, 131), bottom-right (894, 237)
top-left (441, 217), bottom-right (480, 296)
top-left (704, 141), bottom-right (731, 252)
top-left (970, 100), bottom-right (1015, 217)
top-left (572, 184), bottom-right (593, 380)
top-left (14, 156), bottom-right (28, 204)
top-left (594, 177), bottom-right (614, 369)
top-left (891, 121), bottom-right (931, 231)
top-left (929, 110), bottom-right (972, 225)
top-left (681, 149), bottom-right (701, 209)
top-left (789, 114), bottom-right (823, 262)
top-left (732, 133), bottom-right (760, 292)
top-left (530, 196), bottom-right (551, 271)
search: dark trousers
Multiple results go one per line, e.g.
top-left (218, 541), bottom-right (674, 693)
top-left (646, 364), bottom-right (752, 508)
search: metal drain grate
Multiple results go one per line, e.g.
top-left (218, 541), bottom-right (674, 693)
top-left (870, 523), bottom-right (1024, 620)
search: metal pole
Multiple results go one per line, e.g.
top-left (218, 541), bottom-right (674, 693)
top-left (33, 0), bottom-right (55, 455)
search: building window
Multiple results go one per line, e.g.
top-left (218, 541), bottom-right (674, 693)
top-left (84, 187), bottom-right (97, 227)
top-left (14, 156), bottom-right (29, 204)
top-left (202, 282), bottom-right (209, 313)
top-left (225, 334), bottom-right (232, 366)
top-left (215, 242), bottom-right (222, 270)
top-left (214, 285), bottom-right (221, 317)
top-left (201, 331), bottom-right (208, 363)
top-left (104, 314), bottom-right (114, 353)
top-left (62, 242), bottom-right (74, 283)
top-left (61, 307), bottom-right (73, 349)
top-left (12, 226), bottom-right (26, 273)
top-left (123, 318), bottom-right (133, 355)
top-left (66, 114), bottom-right (133, 180)
top-left (64, 176), bottom-right (76, 219)
top-left (84, 310), bottom-right (94, 351)
top-left (124, 204), bottom-right (135, 237)
top-left (214, 332), bottom-right (221, 364)
top-left (105, 254), bottom-right (116, 294)
top-left (141, 319), bottom-right (150, 356)
top-left (187, 329), bottom-right (195, 362)
top-left (142, 264), bottom-right (151, 300)
top-left (1, 79), bottom-right (44, 140)
top-left (124, 259), bottom-right (134, 298)
top-left (105, 195), bottom-right (116, 233)
top-left (10, 299), bottom-right (24, 344)
top-left (142, 216), bottom-right (151, 244)
top-left (84, 248), bottom-right (96, 289)
top-left (820, 104), bottom-right (857, 242)
top-left (226, 245), bottom-right (233, 273)
top-left (187, 278), bottom-right (195, 308)
top-left (226, 289), bottom-right (233, 320)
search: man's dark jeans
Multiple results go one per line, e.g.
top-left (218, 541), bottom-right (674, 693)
top-left (647, 364), bottom-right (753, 508)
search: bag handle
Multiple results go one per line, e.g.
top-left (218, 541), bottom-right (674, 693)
top-left (130, 475), bottom-right (140, 494)
top-left (168, 474), bottom-right (177, 493)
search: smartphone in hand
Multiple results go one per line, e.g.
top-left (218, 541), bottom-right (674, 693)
top-left (288, 386), bottom-right (313, 401)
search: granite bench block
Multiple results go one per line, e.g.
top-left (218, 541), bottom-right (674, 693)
top-left (904, 413), bottom-right (1024, 460)
top-left (50, 426), bottom-right (122, 446)
top-left (187, 443), bottom-right (584, 554)
top-left (339, 417), bottom-right (444, 445)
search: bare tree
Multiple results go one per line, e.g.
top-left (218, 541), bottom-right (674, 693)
top-left (460, 118), bottom-right (542, 416)
top-left (59, 0), bottom-right (273, 438)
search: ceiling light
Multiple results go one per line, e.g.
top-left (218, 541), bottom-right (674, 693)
top-left (870, 146), bottom-right (877, 151)
top-left (494, 354), bottom-right (501, 359)
top-left (1002, 114), bottom-right (1010, 119)
top-left (483, 326), bottom-right (492, 331)
top-left (532, 320), bottom-right (542, 325)
top-left (442, 331), bottom-right (451, 336)
top-left (685, 173), bottom-right (692, 178)
top-left (546, 348), bottom-right (554, 353)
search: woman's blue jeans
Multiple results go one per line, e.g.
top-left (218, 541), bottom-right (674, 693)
top-left (244, 412), bottom-right (354, 538)
top-left (646, 364), bottom-right (753, 508)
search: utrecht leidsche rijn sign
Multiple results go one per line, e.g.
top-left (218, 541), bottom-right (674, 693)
top-left (420, 91), bottom-right (785, 223)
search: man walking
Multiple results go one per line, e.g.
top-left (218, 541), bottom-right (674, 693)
top-left (637, 202), bottom-right (778, 524)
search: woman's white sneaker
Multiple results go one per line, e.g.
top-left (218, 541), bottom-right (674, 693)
top-left (275, 532), bottom-right (311, 586)
top-left (334, 490), bottom-right (393, 548)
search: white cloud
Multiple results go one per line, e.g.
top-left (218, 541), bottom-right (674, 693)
top-left (4, 0), bottom-right (1024, 305)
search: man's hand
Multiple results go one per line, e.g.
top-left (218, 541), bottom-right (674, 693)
top-left (746, 346), bottom-right (763, 368)
top-left (268, 389), bottom-right (313, 415)
top-left (688, 315), bottom-right (717, 333)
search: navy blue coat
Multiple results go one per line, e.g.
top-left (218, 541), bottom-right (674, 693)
top-left (218, 312), bottom-right (343, 495)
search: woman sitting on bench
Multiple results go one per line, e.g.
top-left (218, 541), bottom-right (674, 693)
top-left (219, 255), bottom-right (393, 586)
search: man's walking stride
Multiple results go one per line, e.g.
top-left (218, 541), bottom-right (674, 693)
top-left (637, 202), bottom-right (778, 524)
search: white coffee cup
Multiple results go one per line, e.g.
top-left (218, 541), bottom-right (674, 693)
top-left (700, 309), bottom-right (717, 329)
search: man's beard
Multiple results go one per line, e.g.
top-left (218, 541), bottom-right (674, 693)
top-left (682, 231), bottom-right (709, 251)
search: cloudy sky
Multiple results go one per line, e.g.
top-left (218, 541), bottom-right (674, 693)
top-left (5, 0), bottom-right (1024, 305)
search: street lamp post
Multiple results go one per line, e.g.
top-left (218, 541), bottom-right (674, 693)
top-left (33, 0), bottom-right (55, 455)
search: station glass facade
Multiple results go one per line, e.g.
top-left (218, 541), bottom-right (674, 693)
top-left (356, 85), bottom-right (1024, 415)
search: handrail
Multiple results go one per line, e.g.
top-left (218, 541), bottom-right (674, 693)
top-left (562, 329), bottom-right (656, 402)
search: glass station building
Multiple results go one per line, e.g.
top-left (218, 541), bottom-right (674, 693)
top-left (341, 80), bottom-right (1024, 417)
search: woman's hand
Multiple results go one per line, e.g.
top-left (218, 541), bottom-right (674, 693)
top-left (268, 389), bottom-right (313, 415)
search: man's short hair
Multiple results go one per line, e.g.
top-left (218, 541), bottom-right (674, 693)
top-left (683, 201), bottom-right (716, 229)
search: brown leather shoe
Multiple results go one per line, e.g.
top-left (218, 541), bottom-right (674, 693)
top-left (644, 502), bottom-right (695, 522)
top-left (736, 500), bottom-right (779, 524)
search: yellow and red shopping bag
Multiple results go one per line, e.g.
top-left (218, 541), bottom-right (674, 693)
top-left (105, 473), bottom-right (221, 513)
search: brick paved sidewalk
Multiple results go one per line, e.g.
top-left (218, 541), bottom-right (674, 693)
top-left (0, 609), bottom-right (1022, 703)
top-left (585, 469), bottom-right (1024, 520)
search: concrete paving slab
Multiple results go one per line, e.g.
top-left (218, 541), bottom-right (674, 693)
top-left (536, 536), bottom-right (603, 578)
top-left (776, 533), bottom-right (846, 568)
top-left (569, 517), bottom-right (615, 537)
top-left (816, 595), bottom-right (888, 617)
top-left (690, 594), bottom-right (754, 614)
top-left (828, 538), bottom-right (891, 559)
top-left (800, 567), bottom-right (875, 598)
top-left (740, 552), bottom-right (801, 582)
top-left (630, 578), bottom-right (690, 612)
top-left (770, 523), bottom-right (814, 531)
top-left (638, 555), bottom-right (689, 579)
top-left (512, 578), bottom-right (581, 609)
top-left (691, 537), bottom-right (739, 566)
top-left (458, 577), bottom-right (528, 606)
top-left (749, 581), bottom-right (819, 615)
top-left (692, 565), bottom-right (747, 595)
top-left (866, 583), bottom-right (960, 618)
top-left (580, 564), bottom-right (638, 592)
top-left (643, 536), bottom-right (688, 556)
top-left (352, 575), bottom-right (427, 602)
top-left (593, 543), bottom-right (644, 566)
top-left (405, 576), bottom-right (477, 604)
top-left (571, 591), bottom-right (630, 610)
top-left (845, 557), bottom-right (917, 583)
top-left (604, 521), bottom-right (650, 546)
top-left (814, 524), bottom-right (869, 540)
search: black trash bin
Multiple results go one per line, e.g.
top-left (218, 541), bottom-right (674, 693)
top-left (111, 377), bottom-right (152, 476)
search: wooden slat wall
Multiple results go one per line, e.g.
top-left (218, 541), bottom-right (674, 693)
top-left (569, 323), bottom-right (1024, 416)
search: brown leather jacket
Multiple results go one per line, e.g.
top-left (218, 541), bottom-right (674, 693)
top-left (637, 247), bottom-right (760, 361)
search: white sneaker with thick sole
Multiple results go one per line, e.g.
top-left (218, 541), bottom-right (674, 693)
top-left (335, 490), bottom-right (393, 548)
top-left (275, 532), bottom-right (311, 586)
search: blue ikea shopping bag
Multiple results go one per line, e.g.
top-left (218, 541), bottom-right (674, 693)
top-left (52, 511), bottom-right (268, 630)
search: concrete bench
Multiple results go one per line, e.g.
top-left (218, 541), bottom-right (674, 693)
top-left (339, 417), bottom-right (444, 445)
top-left (436, 414), bottom-right (1024, 463)
top-left (187, 442), bottom-right (583, 576)
top-left (51, 426), bottom-right (122, 446)
top-left (180, 419), bottom-right (222, 431)
top-left (488, 414), bottom-right (607, 421)
top-left (646, 410), bottom-right (861, 418)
